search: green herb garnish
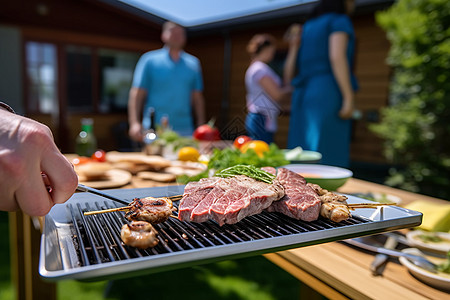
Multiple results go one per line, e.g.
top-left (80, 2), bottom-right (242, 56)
top-left (418, 233), bottom-right (444, 243)
top-left (438, 251), bottom-right (450, 274)
top-left (215, 164), bottom-right (276, 184)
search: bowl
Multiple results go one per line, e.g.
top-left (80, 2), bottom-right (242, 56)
top-left (282, 148), bottom-right (322, 164)
top-left (406, 230), bottom-right (450, 255)
top-left (399, 248), bottom-right (450, 291)
top-left (281, 164), bottom-right (353, 191)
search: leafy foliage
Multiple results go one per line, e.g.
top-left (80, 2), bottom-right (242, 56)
top-left (177, 144), bottom-right (289, 184)
top-left (371, 0), bottom-right (450, 198)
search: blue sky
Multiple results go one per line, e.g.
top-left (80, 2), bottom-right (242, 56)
top-left (118, 0), bottom-right (316, 26)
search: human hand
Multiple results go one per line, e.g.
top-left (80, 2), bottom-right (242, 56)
top-left (0, 110), bottom-right (78, 216)
top-left (339, 100), bottom-right (354, 119)
top-left (284, 24), bottom-right (302, 48)
top-left (128, 122), bottom-right (143, 142)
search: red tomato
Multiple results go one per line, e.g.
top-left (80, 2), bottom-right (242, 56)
top-left (72, 156), bottom-right (92, 165)
top-left (193, 122), bottom-right (221, 141)
top-left (233, 135), bottom-right (252, 149)
top-left (91, 150), bottom-right (106, 162)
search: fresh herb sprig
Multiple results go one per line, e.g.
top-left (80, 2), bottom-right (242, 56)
top-left (215, 164), bottom-right (275, 184)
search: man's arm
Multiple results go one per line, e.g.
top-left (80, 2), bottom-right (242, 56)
top-left (127, 87), bottom-right (147, 141)
top-left (191, 91), bottom-right (206, 127)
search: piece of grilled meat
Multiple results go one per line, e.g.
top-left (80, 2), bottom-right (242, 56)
top-left (120, 221), bottom-right (159, 249)
top-left (308, 183), bottom-right (350, 222)
top-left (125, 196), bottom-right (176, 224)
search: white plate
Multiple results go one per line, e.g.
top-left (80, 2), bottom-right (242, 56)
top-left (399, 248), bottom-right (450, 291)
top-left (406, 230), bottom-right (450, 255)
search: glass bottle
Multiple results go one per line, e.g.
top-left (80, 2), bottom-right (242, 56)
top-left (143, 107), bottom-right (157, 145)
top-left (75, 118), bottom-right (97, 157)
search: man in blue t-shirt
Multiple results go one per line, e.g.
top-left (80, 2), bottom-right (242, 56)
top-left (128, 22), bottom-right (206, 139)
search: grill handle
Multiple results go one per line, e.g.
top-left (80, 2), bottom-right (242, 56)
top-left (76, 184), bottom-right (130, 205)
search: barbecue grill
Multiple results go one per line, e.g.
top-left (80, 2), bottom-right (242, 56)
top-left (39, 186), bottom-right (422, 281)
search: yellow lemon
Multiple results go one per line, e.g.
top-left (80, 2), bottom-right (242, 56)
top-left (240, 140), bottom-right (270, 157)
top-left (178, 146), bottom-right (200, 162)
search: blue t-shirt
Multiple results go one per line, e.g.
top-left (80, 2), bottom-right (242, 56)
top-left (132, 47), bottom-right (204, 136)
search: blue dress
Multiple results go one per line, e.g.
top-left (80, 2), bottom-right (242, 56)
top-left (288, 13), bottom-right (358, 168)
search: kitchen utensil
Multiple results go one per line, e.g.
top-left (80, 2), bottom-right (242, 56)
top-left (370, 236), bottom-right (398, 275)
top-left (345, 238), bottom-right (438, 273)
top-left (76, 183), bottom-right (129, 205)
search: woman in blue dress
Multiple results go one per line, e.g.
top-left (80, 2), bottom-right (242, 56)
top-left (284, 0), bottom-right (358, 167)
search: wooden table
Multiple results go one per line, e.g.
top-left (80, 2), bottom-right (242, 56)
top-left (264, 178), bottom-right (450, 300)
top-left (9, 177), bottom-right (449, 300)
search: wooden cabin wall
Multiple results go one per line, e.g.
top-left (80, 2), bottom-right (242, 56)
top-left (350, 14), bottom-right (390, 164)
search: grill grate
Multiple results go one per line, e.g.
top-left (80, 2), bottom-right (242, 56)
top-left (68, 200), bottom-right (370, 267)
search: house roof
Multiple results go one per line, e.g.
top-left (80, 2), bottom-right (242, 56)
top-left (100, 0), bottom-right (393, 33)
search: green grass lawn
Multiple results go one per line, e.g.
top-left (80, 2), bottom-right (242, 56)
top-left (1, 212), bottom-right (302, 300)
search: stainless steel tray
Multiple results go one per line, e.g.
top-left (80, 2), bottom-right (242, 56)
top-left (39, 186), bottom-right (422, 281)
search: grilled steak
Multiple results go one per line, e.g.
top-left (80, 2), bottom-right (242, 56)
top-left (266, 168), bottom-right (321, 222)
top-left (179, 175), bottom-right (284, 226)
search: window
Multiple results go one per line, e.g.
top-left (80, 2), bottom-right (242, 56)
top-left (66, 45), bottom-right (93, 111)
top-left (98, 49), bottom-right (140, 113)
top-left (25, 41), bottom-right (140, 114)
top-left (25, 41), bottom-right (58, 114)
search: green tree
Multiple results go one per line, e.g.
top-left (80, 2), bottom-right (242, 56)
top-left (371, 0), bottom-right (450, 199)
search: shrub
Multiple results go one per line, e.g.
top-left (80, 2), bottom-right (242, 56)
top-left (371, 0), bottom-right (450, 199)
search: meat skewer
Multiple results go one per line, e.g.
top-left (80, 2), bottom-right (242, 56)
top-left (84, 180), bottom-right (394, 225)
top-left (85, 196), bottom-right (178, 224)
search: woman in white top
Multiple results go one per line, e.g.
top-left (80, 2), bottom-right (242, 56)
top-left (245, 33), bottom-right (295, 144)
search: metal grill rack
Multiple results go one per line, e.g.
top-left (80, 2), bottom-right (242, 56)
top-left (39, 187), bottom-right (422, 281)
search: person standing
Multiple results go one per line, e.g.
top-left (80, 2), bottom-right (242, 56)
top-left (245, 34), bottom-right (293, 144)
top-left (128, 21), bottom-right (206, 140)
top-left (284, 0), bottom-right (358, 167)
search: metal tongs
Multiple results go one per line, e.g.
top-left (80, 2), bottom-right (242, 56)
top-left (76, 184), bottom-right (129, 205)
top-left (344, 237), bottom-right (438, 273)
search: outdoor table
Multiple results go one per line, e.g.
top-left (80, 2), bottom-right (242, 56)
top-left (264, 178), bottom-right (449, 300)
top-left (8, 174), bottom-right (449, 299)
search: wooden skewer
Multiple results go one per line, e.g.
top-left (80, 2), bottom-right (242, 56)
top-left (84, 206), bottom-right (130, 215)
top-left (83, 195), bottom-right (182, 216)
top-left (169, 195), bottom-right (182, 201)
top-left (347, 202), bottom-right (396, 209)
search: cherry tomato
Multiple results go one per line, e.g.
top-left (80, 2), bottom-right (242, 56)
top-left (91, 150), bottom-right (106, 162)
top-left (233, 135), bottom-right (252, 149)
top-left (72, 156), bottom-right (92, 165)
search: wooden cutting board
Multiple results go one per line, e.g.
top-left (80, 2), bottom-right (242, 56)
top-left (78, 169), bottom-right (132, 189)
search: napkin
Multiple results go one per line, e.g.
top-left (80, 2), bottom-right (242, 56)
top-left (404, 200), bottom-right (450, 232)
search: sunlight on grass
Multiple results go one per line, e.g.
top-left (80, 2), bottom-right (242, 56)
top-left (204, 273), bottom-right (276, 300)
top-left (0, 283), bottom-right (14, 300)
top-left (58, 280), bottom-right (109, 300)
